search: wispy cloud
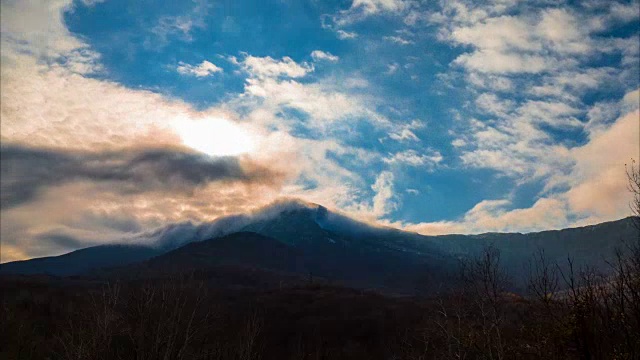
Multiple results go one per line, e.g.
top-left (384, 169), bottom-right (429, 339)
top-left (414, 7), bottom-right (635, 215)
top-left (430, 1), bottom-right (638, 182)
top-left (232, 55), bottom-right (313, 79)
top-left (383, 35), bottom-right (414, 45)
top-left (392, 100), bottom-right (639, 235)
top-left (330, 0), bottom-right (409, 26)
top-left (0, 0), bottom-right (102, 74)
top-left (311, 50), bottom-right (339, 62)
top-left (385, 62), bottom-right (400, 74)
top-left (384, 149), bottom-right (443, 169)
top-left (322, 0), bottom-right (410, 39)
top-left (149, 0), bottom-right (210, 46)
top-left (392, 197), bottom-right (570, 235)
top-left (397, 0), bottom-right (640, 233)
top-left (176, 60), bottom-right (223, 77)
top-left (336, 30), bottom-right (358, 40)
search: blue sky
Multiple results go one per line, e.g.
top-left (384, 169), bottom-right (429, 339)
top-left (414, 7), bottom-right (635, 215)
top-left (1, 0), bottom-right (639, 261)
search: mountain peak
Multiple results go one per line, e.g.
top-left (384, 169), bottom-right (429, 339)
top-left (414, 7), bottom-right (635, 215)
top-left (248, 198), bottom-right (329, 224)
top-left (254, 198), bottom-right (325, 215)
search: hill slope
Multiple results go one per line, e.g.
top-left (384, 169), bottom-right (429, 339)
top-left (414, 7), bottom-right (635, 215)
top-left (2, 200), bottom-right (638, 293)
top-left (0, 244), bottom-right (160, 276)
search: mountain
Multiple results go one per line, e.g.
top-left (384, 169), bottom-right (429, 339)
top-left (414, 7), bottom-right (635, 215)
top-left (100, 232), bottom-right (312, 290)
top-left (2, 200), bottom-right (638, 293)
top-left (0, 244), bottom-right (160, 276)
top-left (234, 202), bottom-right (639, 288)
top-left (145, 231), bottom-right (302, 272)
top-left (233, 203), bottom-right (456, 292)
top-left (110, 227), bottom-right (456, 293)
top-left (429, 217), bottom-right (639, 285)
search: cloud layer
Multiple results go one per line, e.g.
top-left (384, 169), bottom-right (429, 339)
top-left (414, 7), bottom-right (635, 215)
top-left (1, 145), bottom-right (282, 209)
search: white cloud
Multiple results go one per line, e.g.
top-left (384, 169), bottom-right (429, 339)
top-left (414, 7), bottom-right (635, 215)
top-left (404, 10), bottom-right (430, 26)
top-left (622, 88), bottom-right (640, 110)
top-left (80, 0), bottom-right (105, 5)
top-left (336, 30), bottom-right (358, 39)
top-left (451, 138), bottom-right (466, 147)
top-left (442, 7), bottom-right (607, 75)
top-left (0, 0), bottom-right (101, 74)
top-left (311, 50), bottom-right (339, 62)
top-left (458, 117), bottom-right (573, 178)
top-left (386, 63), bottom-right (400, 74)
top-left (351, 0), bottom-right (407, 15)
top-left (390, 197), bottom-right (569, 235)
top-left (528, 68), bottom-right (617, 101)
top-left (388, 120), bottom-right (423, 141)
top-left (176, 60), bottom-right (223, 77)
top-left (232, 54), bottom-right (400, 133)
top-left (467, 73), bottom-right (513, 91)
top-left (475, 93), bottom-right (515, 117)
top-left (454, 50), bottom-right (555, 74)
top-left (242, 77), bottom-right (366, 125)
top-left (451, 15), bottom-right (537, 52)
top-left (607, 2), bottom-right (640, 23)
top-left (432, 0), bottom-right (638, 193)
top-left (389, 128), bottom-right (419, 141)
top-left (564, 109), bottom-right (640, 222)
top-left (1, 56), bottom-right (204, 151)
top-left (371, 171), bottom-right (396, 217)
top-left (464, 198), bottom-right (568, 232)
top-left (324, 0), bottom-right (409, 29)
top-left (383, 36), bottom-right (414, 45)
top-left (429, 0), bottom-right (517, 28)
top-left (404, 88), bottom-right (640, 235)
top-left (384, 149), bottom-right (443, 169)
top-left (516, 100), bottom-right (582, 128)
top-left (536, 9), bottom-right (592, 54)
top-left (149, 0), bottom-right (209, 45)
top-left (344, 77), bottom-right (370, 88)
top-left (238, 55), bottom-right (313, 79)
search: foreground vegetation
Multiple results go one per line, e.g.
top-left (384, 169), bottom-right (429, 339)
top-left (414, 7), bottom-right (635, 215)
top-left (1, 238), bottom-right (638, 360)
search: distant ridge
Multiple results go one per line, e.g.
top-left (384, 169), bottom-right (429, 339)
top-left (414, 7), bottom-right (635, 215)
top-left (2, 199), bottom-right (637, 293)
top-left (0, 244), bottom-right (160, 276)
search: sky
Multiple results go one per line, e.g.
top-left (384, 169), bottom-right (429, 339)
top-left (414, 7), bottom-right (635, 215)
top-left (1, 0), bottom-right (639, 262)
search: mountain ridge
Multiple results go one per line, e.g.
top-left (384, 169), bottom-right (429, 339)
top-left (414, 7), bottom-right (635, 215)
top-left (2, 199), bottom-right (638, 294)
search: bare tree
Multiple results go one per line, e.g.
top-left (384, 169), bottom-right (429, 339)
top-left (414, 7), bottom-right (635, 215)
top-left (626, 159), bottom-right (640, 232)
top-left (237, 310), bottom-right (263, 360)
top-left (432, 292), bottom-right (470, 360)
top-left (460, 245), bottom-right (509, 360)
top-left (55, 281), bottom-right (124, 360)
top-left (527, 248), bottom-right (559, 307)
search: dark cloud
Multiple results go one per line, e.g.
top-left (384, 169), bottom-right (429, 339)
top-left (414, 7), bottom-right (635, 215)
top-left (79, 212), bottom-right (144, 234)
top-left (1, 144), bottom-right (281, 209)
top-left (36, 232), bottom-right (87, 251)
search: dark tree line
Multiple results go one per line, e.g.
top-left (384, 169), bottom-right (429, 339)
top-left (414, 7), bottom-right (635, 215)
top-left (2, 242), bottom-right (638, 359)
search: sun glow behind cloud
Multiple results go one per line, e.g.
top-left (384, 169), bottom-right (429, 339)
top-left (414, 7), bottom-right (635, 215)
top-left (171, 117), bottom-right (256, 157)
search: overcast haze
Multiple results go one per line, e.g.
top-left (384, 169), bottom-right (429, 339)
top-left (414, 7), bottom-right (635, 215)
top-left (1, 0), bottom-right (639, 262)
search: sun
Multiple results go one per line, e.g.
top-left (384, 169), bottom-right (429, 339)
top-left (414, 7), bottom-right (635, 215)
top-left (172, 117), bottom-right (256, 157)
